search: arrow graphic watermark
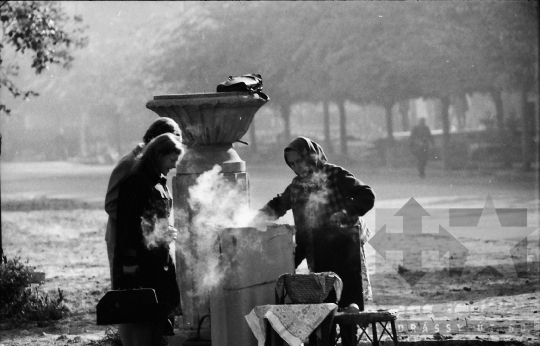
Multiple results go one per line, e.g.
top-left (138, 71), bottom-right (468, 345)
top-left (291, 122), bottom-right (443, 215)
top-left (369, 198), bottom-right (467, 286)
top-left (369, 196), bottom-right (537, 288)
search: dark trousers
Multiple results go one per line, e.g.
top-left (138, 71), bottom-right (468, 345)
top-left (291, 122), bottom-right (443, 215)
top-left (413, 149), bottom-right (429, 178)
top-left (314, 230), bottom-right (364, 309)
top-left (416, 156), bottom-right (428, 177)
top-left (316, 230), bottom-right (364, 346)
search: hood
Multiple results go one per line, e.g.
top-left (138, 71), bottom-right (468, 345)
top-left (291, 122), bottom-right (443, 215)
top-left (284, 136), bottom-right (328, 172)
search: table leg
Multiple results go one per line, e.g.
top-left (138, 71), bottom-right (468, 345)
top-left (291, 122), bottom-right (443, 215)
top-left (265, 320), bottom-right (284, 346)
top-left (339, 323), bottom-right (357, 346)
top-left (307, 311), bottom-right (336, 346)
top-left (390, 321), bottom-right (399, 346)
top-left (371, 322), bottom-right (379, 346)
top-left (319, 312), bottom-right (335, 346)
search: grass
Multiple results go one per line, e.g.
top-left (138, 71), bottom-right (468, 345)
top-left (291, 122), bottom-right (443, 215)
top-left (1, 200), bottom-right (111, 345)
top-left (0, 199), bottom-right (168, 346)
top-left (4, 209), bottom-right (109, 312)
top-left (1, 197), bottom-right (102, 212)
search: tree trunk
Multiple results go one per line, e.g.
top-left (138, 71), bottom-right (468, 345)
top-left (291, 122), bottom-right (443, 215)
top-left (517, 89), bottom-right (535, 170)
top-left (323, 100), bottom-right (333, 155)
top-left (384, 102), bottom-right (394, 141)
top-left (281, 102), bottom-right (292, 145)
top-left (440, 96), bottom-right (451, 170)
top-left (384, 102), bottom-right (395, 167)
top-left (249, 117), bottom-right (257, 153)
top-left (489, 90), bottom-right (512, 167)
top-left (451, 93), bottom-right (468, 131)
top-left (1, 87), bottom-right (3, 257)
top-left (115, 113), bottom-right (123, 157)
top-left (337, 100), bottom-right (348, 157)
top-left (490, 89), bottom-right (505, 136)
top-left (0, 133), bottom-right (2, 257)
top-left (80, 111), bottom-right (88, 157)
top-left (409, 98), bottom-right (418, 128)
top-left (399, 99), bottom-right (410, 131)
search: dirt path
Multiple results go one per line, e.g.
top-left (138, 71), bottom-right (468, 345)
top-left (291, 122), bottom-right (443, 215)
top-left (1, 162), bottom-right (538, 345)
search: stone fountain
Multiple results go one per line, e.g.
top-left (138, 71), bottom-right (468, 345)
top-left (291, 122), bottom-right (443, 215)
top-left (146, 92), bottom-right (295, 346)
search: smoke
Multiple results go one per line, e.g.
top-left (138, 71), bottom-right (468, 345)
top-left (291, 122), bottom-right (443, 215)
top-left (141, 215), bottom-right (170, 249)
top-left (301, 170), bottom-right (331, 229)
top-left (176, 165), bottom-right (265, 297)
top-left (189, 165), bottom-right (258, 229)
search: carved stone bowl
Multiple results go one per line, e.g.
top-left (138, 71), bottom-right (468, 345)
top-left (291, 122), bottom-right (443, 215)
top-left (146, 92), bottom-right (267, 146)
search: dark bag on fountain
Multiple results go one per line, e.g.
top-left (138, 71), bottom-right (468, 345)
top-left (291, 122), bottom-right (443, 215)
top-left (96, 288), bottom-right (161, 325)
top-left (216, 73), bottom-right (269, 100)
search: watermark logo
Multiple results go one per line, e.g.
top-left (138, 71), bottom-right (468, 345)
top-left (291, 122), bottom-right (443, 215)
top-left (369, 196), bottom-right (538, 286)
top-left (394, 319), bottom-right (537, 336)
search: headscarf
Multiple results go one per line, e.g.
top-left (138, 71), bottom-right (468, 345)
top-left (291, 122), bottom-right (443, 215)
top-left (284, 136), bottom-right (328, 171)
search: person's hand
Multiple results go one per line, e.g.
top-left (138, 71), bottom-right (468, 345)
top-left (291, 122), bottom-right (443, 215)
top-left (162, 226), bottom-right (178, 244)
top-left (340, 303), bottom-right (360, 313)
top-left (248, 211), bottom-right (270, 231)
top-left (330, 209), bottom-right (348, 228)
top-left (154, 218), bottom-right (178, 245)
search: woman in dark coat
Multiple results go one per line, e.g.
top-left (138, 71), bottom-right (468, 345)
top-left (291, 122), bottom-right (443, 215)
top-left (257, 136), bottom-right (375, 346)
top-left (105, 117), bottom-right (181, 290)
top-left (114, 133), bottom-right (183, 346)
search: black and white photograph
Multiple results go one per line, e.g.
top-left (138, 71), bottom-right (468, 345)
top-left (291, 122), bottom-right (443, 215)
top-left (0, 2), bottom-right (538, 346)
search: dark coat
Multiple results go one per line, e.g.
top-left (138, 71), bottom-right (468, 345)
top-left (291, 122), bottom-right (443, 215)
top-left (261, 137), bottom-right (375, 307)
top-left (113, 163), bottom-right (180, 317)
top-left (410, 124), bottom-right (434, 160)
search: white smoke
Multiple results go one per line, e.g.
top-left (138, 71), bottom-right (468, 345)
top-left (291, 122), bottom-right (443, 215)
top-left (302, 170), bottom-right (330, 228)
top-left (189, 165), bottom-right (258, 229)
top-left (141, 215), bottom-right (170, 249)
top-left (176, 165), bottom-right (265, 297)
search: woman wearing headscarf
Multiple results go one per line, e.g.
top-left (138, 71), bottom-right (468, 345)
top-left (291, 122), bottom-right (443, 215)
top-left (114, 133), bottom-right (183, 346)
top-left (257, 136), bottom-right (375, 346)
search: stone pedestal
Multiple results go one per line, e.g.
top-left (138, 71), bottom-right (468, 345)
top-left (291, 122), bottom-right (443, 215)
top-left (210, 225), bottom-right (295, 346)
top-left (171, 148), bottom-right (249, 331)
top-left (145, 92), bottom-right (268, 339)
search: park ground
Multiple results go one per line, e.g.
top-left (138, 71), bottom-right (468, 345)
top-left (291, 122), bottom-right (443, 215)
top-left (0, 160), bottom-right (539, 345)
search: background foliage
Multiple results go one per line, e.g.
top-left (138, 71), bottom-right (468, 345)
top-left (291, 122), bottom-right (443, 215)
top-left (0, 1), bottom-right (87, 114)
top-left (0, 2), bottom-right (537, 167)
top-left (0, 255), bottom-right (69, 326)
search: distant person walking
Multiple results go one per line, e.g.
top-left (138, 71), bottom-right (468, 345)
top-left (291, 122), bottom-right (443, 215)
top-left (104, 118), bottom-right (181, 289)
top-left (409, 118), bottom-right (434, 178)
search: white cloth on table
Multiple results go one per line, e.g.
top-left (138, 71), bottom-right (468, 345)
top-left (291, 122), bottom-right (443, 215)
top-left (245, 303), bottom-right (338, 346)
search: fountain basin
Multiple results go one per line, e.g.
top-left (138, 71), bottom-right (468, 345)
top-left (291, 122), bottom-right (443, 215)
top-left (146, 92), bottom-right (268, 146)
